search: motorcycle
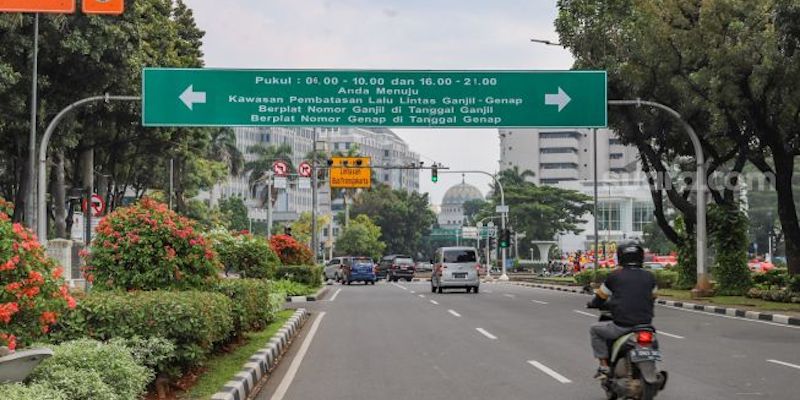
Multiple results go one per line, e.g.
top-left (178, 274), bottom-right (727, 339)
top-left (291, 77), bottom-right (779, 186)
top-left (589, 305), bottom-right (668, 399)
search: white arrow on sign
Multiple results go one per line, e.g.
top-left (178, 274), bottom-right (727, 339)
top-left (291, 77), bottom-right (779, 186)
top-left (179, 85), bottom-right (206, 110)
top-left (544, 87), bottom-right (571, 112)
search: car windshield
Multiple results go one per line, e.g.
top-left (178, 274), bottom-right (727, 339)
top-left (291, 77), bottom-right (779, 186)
top-left (395, 258), bottom-right (414, 264)
top-left (443, 250), bottom-right (477, 263)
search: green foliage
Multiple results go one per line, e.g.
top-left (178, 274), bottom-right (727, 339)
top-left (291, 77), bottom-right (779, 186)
top-left (244, 143), bottom-right (295, 207)
top-left (291, 212), bottom-right (331, 247)
top-left (87, 198), bottom-right (221, 291)
top-left (462, 198), bottom-right (488, 225)
top-left (0, 198), bottom-right (77, 350)
top-left (653, 270), bottom-right (678, 289)
top-left (672, 216), bottom-right (697, 290)
top-left (269, 234), bottom-right (314, 265)
top-left (51, 291), bottom-right (233, 376)
top-left (349, 185), bottom-right (436, 257)
top-left (211, 279), bottom-right (276, 333)
top-left (709, 204), bottom-right (752, 295)
top-left (335, 214), bottom-right (386, 260)
top-left (270, 279), bottom-right (316, 297)
top-left (29, 339), bottom-right (151, 400)
top-left (273, 265), bottom-right (323, 288)
top-left (218, 197), bottom-right (250, 231)
top-left (753, 269), bottom-right (791, 290)
top-left (642, 220), bottom-right (676, 255)
top-left (574, 269), bottom-right (612, 286)
top-left (209, 229), bottom-right (280, 278)
top-left (746, 288), bottom-right (800, 304)
top-left (108, 336), bottom-right (176, 374)
top-left (0, 383), bottom-right (67, 400)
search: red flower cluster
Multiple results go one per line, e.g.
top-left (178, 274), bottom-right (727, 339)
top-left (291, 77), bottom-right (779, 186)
top-left (269, 235), bottom-right (314, 265)
top-left (85, 197), bottom-right (221, 291)
top-left (1, 197), bottom-right (77, 351)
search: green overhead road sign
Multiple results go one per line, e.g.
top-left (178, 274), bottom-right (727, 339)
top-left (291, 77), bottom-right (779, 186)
top-left (142, 68), bottom-right (607, 128)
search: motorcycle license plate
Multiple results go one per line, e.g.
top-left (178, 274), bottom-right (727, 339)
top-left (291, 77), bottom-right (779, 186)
top-left (630, 348), bottom-right (661, 362)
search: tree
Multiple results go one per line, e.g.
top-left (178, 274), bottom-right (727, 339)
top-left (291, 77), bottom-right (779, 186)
top-left (244, 143), bottom-right (293, 207)
top-left (218, 196), bottom-right (249, 232)
top-left (290, 211), bottom-right (331, 247)
top-left (348, 184), bottom-right (437, 256)
top-left (334, 214), bottom-right (386, 260)
top-left (642, 220), bottom-right (675, 255)
top-left (555, 0), bottom-right (799, 273)
top-left (462, 198), bottom-right (488, 225)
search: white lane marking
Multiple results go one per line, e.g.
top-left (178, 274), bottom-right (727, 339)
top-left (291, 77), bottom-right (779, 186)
top-left (410, 290), bottom-right (416, 294)
top-left (767, 359), bottom-right (800, 371)
top-left (484, 290), bottom-right (493, 293)
top-left (430, 300), bottom-right (439, 305)
top-left (527, 360), bottom-right (572, 384)
top-left (531, 300), bottom-right (549, 305)
top-left (657, 303), bottom-right (800, 330)
top-left (328, 288), bottom-right (342, 302)
top-left (448, 309), bottom-right (461, 317)
top-left (272, 312), bottom-right (326, 400)
top-left (418, 294), bottom-right (426, 298)
top-left (476, 328), bottom-right (497, 340)
top-left (391, 282), bottom-right (408, 291)
top-left (573, 309), bottom-right (596, 317)
top-left (504, 294), bottom-right (516, 298)
top-left (657, 331), bottom-right (685, 339)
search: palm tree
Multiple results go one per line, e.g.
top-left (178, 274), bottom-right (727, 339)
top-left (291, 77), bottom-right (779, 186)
top-left (207, 128), bottom-right (244, 206)
top-left (244, 143), bottom-right (294, 207)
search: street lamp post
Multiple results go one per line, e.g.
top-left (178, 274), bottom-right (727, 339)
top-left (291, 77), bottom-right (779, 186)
top-left (477, 216), bottom-right (500, 279)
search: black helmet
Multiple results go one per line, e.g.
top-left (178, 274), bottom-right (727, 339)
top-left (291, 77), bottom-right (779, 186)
top-left (616, 240), bottom-right (644, 267)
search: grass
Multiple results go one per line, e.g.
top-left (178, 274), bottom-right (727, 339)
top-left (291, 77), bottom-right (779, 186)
top-left (270, 279), bottom-right (318, 297)
top-left (657, 289), bottom-right (800, 313)
top-left (182, 310), bottom-right (295, 400)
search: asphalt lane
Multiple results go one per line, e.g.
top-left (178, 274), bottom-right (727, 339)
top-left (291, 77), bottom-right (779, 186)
top-left (257, 281), bottom-right (800, 400)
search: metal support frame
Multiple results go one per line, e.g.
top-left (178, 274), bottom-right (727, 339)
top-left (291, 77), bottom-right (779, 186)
top-left (37, 94), bottom-right (141, 243)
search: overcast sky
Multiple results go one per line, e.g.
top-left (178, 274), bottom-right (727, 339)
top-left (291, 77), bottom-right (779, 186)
top-left (184, 0), bottom-right (574, 205)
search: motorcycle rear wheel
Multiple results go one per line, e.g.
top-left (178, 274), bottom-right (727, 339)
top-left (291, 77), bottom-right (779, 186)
top-left (604, 389), bottom-right (617, 400)
top-left (642, 382), bottom-right (657, 400)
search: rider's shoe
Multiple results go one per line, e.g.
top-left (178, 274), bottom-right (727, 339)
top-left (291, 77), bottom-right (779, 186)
top-left (594, 366), bottom-right (610, 380)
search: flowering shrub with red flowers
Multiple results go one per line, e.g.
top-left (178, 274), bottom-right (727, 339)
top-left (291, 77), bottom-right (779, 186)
top-left (85, 198), bottom-right (221, 291)
top-left (0, 198), bottom-right (77, 351)
top-left (268, 234), bottom-right (314, 265)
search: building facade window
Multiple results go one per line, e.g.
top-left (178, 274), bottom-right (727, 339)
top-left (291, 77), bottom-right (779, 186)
top-left (598, 202), bottom-right (621, 231)
top-left (540, 131), bottom-right (581, 139)
top-left (541, 147), bottom-right (578, 154)
top-left (632, 202), bottom-right (655, 232)
top-left (609, 153), bottom-right (624, 159)
top-left (609, 138), bottom-right (623, 145)
top-left (541, 163), bottom-right (579, 169)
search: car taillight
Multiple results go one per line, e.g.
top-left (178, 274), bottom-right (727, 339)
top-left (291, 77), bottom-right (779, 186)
top-left (392, 264), bottom-right (398, 270)
top-left (475, 263), bottom-right (481, 271)
top-left (637, 331), bottom-right (653, 346)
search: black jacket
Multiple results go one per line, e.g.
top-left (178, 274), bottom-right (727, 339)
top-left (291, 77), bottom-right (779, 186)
top-left (600, 267), bottom-right (657, 327)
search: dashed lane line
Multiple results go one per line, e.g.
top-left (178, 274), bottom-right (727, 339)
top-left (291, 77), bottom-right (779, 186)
top-left (767, 359), bottom-right (800, 371)
top-left (476, 328), bottom-right (498, 340)
top-left (391, 283), bottom-right (408, 291)
top-left (531, 300), bottom-right (549, 305)
top-left (527, 360), bottom-right (572, 384)
top-left (448, 309), bottom-right (461, 317)
top-left (418, 294), bottom-right (426, 299)
top-left (657, 331), bottom-right (685, 340)
top-left (430, 300), bottom-right (439, 305)
top-left (328, 288), bottom-right (342, 302)
top-left (573, 309), bottom-right (596, 318)
top-left (504, 294), bottom-right (516, 298)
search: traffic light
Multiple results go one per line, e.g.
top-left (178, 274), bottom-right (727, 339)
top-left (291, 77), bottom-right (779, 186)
top-left (431, 164), bottom-right (439, 183)
top-left (500, 229), bottom-right (511, 249)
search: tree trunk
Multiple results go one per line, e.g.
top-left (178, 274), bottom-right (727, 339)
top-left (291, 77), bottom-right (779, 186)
top-left (773, 156), bottom-right (800, 275)
top-left (53, 151), bottom-right (67, 238)
top-left (343, 193), bottom-right (350, 228)
top-left (13, 154), bottom-right (30, 224)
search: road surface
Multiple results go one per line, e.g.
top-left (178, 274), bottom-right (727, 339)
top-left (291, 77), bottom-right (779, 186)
top-left (257, 281), bottom-right (800, 400)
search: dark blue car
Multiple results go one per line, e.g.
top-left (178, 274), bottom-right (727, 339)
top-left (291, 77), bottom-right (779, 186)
top-left (345, 258), bottom-right (376, 285)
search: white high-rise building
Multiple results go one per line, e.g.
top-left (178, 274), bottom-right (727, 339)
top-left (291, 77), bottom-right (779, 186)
top-left (498, 128), bottom-right (654, 252)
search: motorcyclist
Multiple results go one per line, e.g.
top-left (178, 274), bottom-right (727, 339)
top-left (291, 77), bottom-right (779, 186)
top-left (587, 240), bottom-right (657, 378)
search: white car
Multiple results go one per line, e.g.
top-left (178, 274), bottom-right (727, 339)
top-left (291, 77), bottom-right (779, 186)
top-left (431, 247), bottom-right (481, 294)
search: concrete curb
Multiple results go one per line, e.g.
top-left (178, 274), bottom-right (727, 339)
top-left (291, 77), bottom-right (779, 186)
top-left (210, 308), bottom-right (310, 400)
top-left (504, 281), bottom-right (800, 327)
top-left (285, 286), bottom-right (328, 303)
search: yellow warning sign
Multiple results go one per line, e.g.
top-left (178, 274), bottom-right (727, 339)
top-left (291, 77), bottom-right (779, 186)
top-left (330, 157), bottom-right (371, 189)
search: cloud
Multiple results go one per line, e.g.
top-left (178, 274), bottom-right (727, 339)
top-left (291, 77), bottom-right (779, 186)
top-left (183, 0), bottom-right (575, 204)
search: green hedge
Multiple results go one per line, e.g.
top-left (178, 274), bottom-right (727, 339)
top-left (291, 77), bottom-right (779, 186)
top-left (273, 265), bottom-right (323, 287)
top-left (574, 268), bottom-right (673, 289)
top-left (270, 279), bottom-right (316, 296)
top-left (28, 339), bottom-right (151, 400)
top-left (211, 279), bottom-right (277, 332)
top-left (209, 230), bottom-right (281, 278)
top-left (0, 384), bottom-right (67, 400)
top-left (51, 291), bottom-right (233, 376)
top-left (746, 288), bottom-right (800, 303)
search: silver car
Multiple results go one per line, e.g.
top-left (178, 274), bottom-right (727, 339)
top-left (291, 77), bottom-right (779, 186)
top-left (431, 247), bottom-right (481, 293)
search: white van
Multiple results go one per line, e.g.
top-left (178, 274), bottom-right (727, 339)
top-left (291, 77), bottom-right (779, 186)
top-left (431, 247), bottom-right (481, 294)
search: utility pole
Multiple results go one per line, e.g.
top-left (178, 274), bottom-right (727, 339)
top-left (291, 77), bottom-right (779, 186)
top-left (311, 129), bottom-right (319, 262)
top-left (593, 128), bottom-right (599, 269)
top-left (266, 171), bottom-right (274, 239)
top-left (26, 13), bottom-right (40, 231)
